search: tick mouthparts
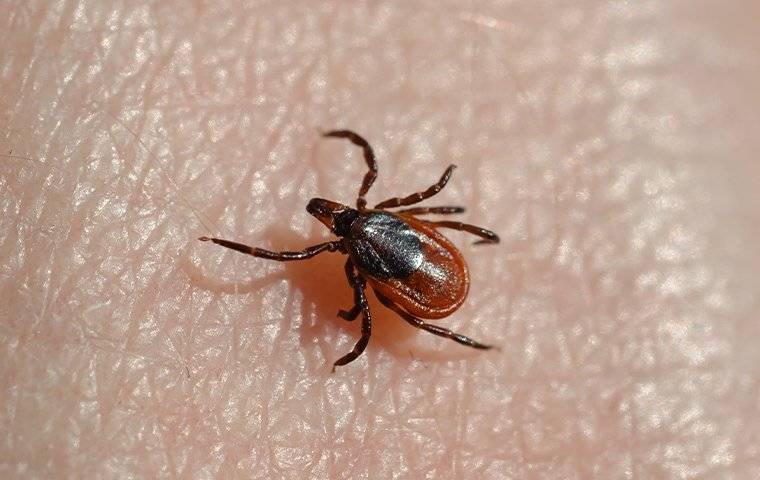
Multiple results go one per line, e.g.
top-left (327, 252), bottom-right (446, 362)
top-left (306, 198), bottom-right (327, 216)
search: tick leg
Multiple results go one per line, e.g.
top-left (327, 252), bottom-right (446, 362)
top-left (424, 221), bottom-right (500, 245)
top-left (332, 275), bottom-right (372, 371)
top-left (198, 237), bottom-right (343, 260)
top-left (338, 258), bottom-right (364, 321)
top-left (396, 206), bottom-right (466, 215)
top-left (339, 305), bottom-right (361, 321)
top-left (321, 129), bottom-right (378, 211)
top-left (375, 165), bottom-right (456, 209)
top-left (374, 291), bottom-right (493, 350)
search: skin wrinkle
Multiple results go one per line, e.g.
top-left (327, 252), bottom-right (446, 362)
top-left (1, 0), bottom-right (760, 478)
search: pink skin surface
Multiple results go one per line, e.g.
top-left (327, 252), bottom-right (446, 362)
top-left (2, 1), bottom-right (760, 478)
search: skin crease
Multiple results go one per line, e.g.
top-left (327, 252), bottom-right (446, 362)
top-left (1, 0), bottom-right (760, 478)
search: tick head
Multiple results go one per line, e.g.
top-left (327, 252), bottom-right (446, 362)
top-left (307, 198), bottom-right (358, 237)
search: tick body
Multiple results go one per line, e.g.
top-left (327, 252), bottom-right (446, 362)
top-left (200, 130), bottom-right (499, 370)
top-left (345, 210), bottom-right (469, 319)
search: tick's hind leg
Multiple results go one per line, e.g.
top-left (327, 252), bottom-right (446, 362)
top-left (374, 291), bottom-right (494, 350)
top-left (332, 272), bottom-right (372, 371)
top-left (375, 165), bottom-right (456, 209)
top-left (425, 220), bottom-right (500, 245)
top-left (198, 237), bottom-right (343, 260)
top-left (321, 129), bottom-right (378, 210)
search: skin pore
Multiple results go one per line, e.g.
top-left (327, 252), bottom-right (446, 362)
top-left (2, 1), bottom-right (759, 478)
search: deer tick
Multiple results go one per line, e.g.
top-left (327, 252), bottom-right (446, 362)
top-left (199, 130), bottom-right (499, 370)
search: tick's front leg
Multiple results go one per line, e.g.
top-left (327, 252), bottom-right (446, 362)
top-left (198, 237), bottom-right (343, 260)
top-left (321, 129), bottom-right (378, 211)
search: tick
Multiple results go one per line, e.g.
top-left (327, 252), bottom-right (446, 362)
top-left (199, 130), bottom-right (500, 370)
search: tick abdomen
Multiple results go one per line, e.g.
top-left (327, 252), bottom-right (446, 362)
top-left (351, 213), bottom-right (470, 319)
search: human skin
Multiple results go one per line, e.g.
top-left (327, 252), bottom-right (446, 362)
top-left (2, 0), bottom-right (760, 478)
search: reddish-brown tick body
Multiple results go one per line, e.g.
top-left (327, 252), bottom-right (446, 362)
top-left (352, 212), bottom-right (469, 319)
top-left (199, 130), bottom-right (499, 370)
